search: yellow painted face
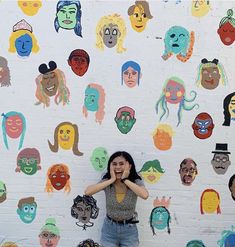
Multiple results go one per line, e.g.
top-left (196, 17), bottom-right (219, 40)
top-left (229, 95), bottom-right (235, 119)
top-left (129, 5), bottom-right (149, 32)
top-left (202, 191), bottom-right (220, 214)
top-left (140, 167), bottom-right (163, 184)
top-left (58, 124), bottom-right (75, 150)
top-left (18, 0), bottom-right (42, 16)
top-left (191, 0), bottom-right (210, 17)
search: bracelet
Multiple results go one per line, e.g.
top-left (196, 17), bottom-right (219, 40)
top-left (121, 177), bottom-right (128, 183)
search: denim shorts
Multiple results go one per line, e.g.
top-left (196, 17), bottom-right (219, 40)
top-left (100, 216), bottom-right (139, 247)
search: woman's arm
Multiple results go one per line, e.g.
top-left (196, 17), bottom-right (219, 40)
top-left (123, 179), bottom-right (149, 200)
top-left (84, 178), bottom-right (114, 196)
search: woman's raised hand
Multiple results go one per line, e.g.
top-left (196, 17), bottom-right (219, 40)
top-left (110, 165), bottom-right (116, 183)
top-left (121, 161), bottom-right (131, 179)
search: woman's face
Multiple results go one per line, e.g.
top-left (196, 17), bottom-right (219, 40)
top-left (110, 156), bottom-right (131, 179)
top-left (15, 33), bottom-right (33, 57)
top-left (201, 65), bottom-right (220, 90)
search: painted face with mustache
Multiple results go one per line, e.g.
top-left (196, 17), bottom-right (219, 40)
top-left (211, 153), bottom-right (231, 175)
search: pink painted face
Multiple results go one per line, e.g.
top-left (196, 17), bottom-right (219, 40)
top-left (39, 232), bottom-right (60, 247)
top-left (164, 80), bottom-right (185, 104)
top-left (217, 22), bottom-right (235, 46)
top-left (6, 115), bottom-right (23, 138)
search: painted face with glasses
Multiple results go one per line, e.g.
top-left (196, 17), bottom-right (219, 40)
top-left (211, 153), bottom-right (231, 175)
top-left (39, 231), bottom-right (60, 247)
top-left (179, 158), bottom-right (198, 186)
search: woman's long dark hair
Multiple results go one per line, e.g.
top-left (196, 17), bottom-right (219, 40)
top-left (102, 151), bottom-right (142, 182)
top-left (223, 92), bottom-right (235, 126)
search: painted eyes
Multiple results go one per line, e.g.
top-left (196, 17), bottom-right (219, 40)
top-left (104, 28), bottom-right (110, 35)
top-left (112, 29), bottom-right (118, 35)
top-left (23, 205), bottom-right (35, 213)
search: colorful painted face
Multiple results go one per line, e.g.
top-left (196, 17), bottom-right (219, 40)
top-left (49, 169), bottom-right (70, 191)
top-left (0, 181), bottom-right (7, 203)
top-left (201, 66), bottom-right (220, 90)
top-left (140, 167), bottom-right (163, 184)
top-left (90, 147), bottom-right (109, 171)
top-left (41, 71), bottom-right (59, 97)
top-left (17, 202), bottom-right (37, 223)
top-left (0, 57), bottom-right (10, 86)
top-left (57, 3), bottom-right (78, 30)
top-left (192, 112), bottom-right (214, 139)
top-left (18, 157), bottom-right (38, 175)
top-left (84, 87), bottom-right (99, 112)
top-left (39, 231), bottom-right (60, 247)
top-left (164, 26), bottom-right (190, 54)
top-left (5, 115), bottom-right (23, 138)
top-left (115, 111), bottom-right (136, 134)
top-left (164, 79), bottom-right (185, 104)
top-left (151, 207), bottom-right (169, 230)
top-left (224, 234), bottom-right (235, 246)
top-left (15, 33), bottom-right (32, 57)
top-left (201, 191), bottom-right (220, 214)
top-left (18, 0), bottom-right (42, 16)
top-left (229, 95), bottom-right (235, 118)
top-left (217, 22), bottom-right (235, 46)
top-left (102, 23), bottom-right (119, 48)
top-left (179, 160), bottom-right (197, 186)
top-left (211, 153), bottom-right (231, 175)
top-left (191, 0), bottom-right (210, 17)
top-left (129, 5), bottom-right (149, 32)
top-left (57, 124), bottom-right (75, 150)
top-left (186, 240), bottom-right (206, 247)
top-left (68, 55), bottom-right (89, 77)
top-left (153, 129), bottom-right (172, 151)
top-left (123, 66), bottom-right (138, 88)
top-left (72, 201), bottom-right (92, 224)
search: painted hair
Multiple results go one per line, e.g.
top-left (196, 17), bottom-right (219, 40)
top-left (140, 160), bottom-right (165, 173)
top-left (1, 111), bottom-right (26, 150)
top-left (54, 0), bottom-right (82, 37)
top-left (68, 49), bottom-right (90, 64)
top-left (217, 225), bottom-right (235, 247)
top-left (150, 206), bottom-right (171, 235)
top-left (200, 189), bottom-right (221, 214)
top-left (35, 68), bottom-right (70, 108)
top-left (180, 158), bottom-right (197, 169)
top-left (186, 240), bottom-right (206, 247)
top-left (18, 197), bottom-right (36, 209)
top-left (0, 56), bottom-right (11, 87)
top-left (152, 123), bottom-right (175, 137)
top-left (228, 174), bottom-right (235, 201)
top-left (77, 239), bottom-right (101, 247)
top-left (48, 122), bottom-right (83, 156)
top-left (116, 106), bottom-right (135, 119)
top-left (121, 61), bottom-right (141, 86)
top-left (219, 9), bottom-right (235, 28)
top-left (83, 83), bottom-right (105, 124)
top-left (223, 92), bottom-right (235, 126)
top-left (196, 58), bottom-right (227, 87)
top-left (45, 164), bottom-right (71, 193)
top-left (8, 30), bottom-right (39, 54)
top-left (128, 0), bottom-right (153, 19)
top-left (95, 13), bottom-right (127, 53)
top-left (102, 151), bottom-right (142, 182)
top-left (39, 218), bottom-right (60, 236)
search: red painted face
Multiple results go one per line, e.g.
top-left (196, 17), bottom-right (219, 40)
top-left (68, 56), bottom-right (89, 77)
top-left (49, 169), bottom-right (70, 191)
top-left (217, 22), bottom-right (235, 46)
top-left (192, 112), bottom-right (214, 139)
top-left (164, 80), bottom-right (185, 104)
top-left (6, 115), bottom-right (23, 138)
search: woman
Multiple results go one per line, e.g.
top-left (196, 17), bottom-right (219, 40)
top-left (84, 151), bottom-right (149, 247)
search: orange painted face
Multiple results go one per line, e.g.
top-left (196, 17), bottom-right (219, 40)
top-left (6, 115), bottom-right (23, 138)
top-left (153, 129), bottom-right (172, 151)
top-left (202, 191), bottom-right (220, 214)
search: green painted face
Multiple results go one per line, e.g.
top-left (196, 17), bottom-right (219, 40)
top-left (18, 158), bottom-right (38, 175)
top-left (90, 147), bottom-right (109, 171)
top-left (115, 111), bottom-right (136, 134)
top-left (0, 181), bottom-right (6, 203)
top-left (57, 4), bottom-right (78, 30)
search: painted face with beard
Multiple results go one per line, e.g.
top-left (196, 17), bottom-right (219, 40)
top-left (211, 153), bottom-right (231, 175)
top-left (179, 158), bottom-right (198, 186)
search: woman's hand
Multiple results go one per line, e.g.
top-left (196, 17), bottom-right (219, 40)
top-left (110, 165), bottom-right (116, 183)
top-left (121, 161), bottom-right (131, 179)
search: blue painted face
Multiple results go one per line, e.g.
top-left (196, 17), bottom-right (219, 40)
top-left (84, 87), bottom-right (99, 112)
top-left (165, 26), bottom-right (189, 54)
top-left (225, 233), bottom-right (235, 246)
top-left (17, 202), bottom-right (37, 223)
top-left (151, 206), bottom-right (169, 230)
top-left (15, 34), bottom-right (33, 57)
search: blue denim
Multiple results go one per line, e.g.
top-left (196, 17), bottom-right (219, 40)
top-left (100, 216), bottom-right (139, 247)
